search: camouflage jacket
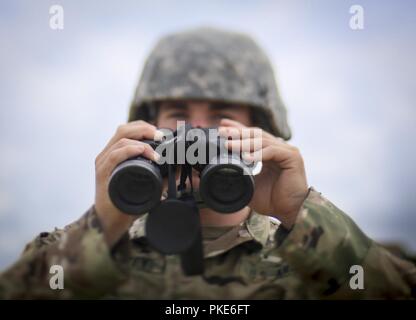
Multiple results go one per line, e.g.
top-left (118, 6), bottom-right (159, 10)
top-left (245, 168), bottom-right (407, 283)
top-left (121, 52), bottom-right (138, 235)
top-left (0, 189), bottom-right (415, 299)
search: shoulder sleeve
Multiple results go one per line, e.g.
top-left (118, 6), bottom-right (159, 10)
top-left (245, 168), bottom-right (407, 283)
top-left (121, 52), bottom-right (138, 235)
top-left (274, 188), bottom-right (416, 299)
top-left (0, 207), bottom-right (126, 299)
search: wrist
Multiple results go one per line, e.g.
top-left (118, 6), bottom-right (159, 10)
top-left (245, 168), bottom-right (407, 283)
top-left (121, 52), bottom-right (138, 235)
top-left (95, 205), bottom-right (135, 247)
top-left (279, 214), bottom-right (298, 230)
top-left (272, 187), bottom-right (311, 229)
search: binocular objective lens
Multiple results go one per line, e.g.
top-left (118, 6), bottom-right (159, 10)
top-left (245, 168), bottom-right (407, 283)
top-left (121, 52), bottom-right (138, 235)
top-left (108, 158), bottom-right (163, 215)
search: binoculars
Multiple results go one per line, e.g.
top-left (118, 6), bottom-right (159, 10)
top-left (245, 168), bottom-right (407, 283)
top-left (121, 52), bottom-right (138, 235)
top-left (108, 125), bottom-right (256, 216)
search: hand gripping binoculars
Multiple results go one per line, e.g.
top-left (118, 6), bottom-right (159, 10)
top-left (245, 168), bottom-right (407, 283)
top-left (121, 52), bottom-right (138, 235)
top-left (108, 124), bottom-right (259, 275)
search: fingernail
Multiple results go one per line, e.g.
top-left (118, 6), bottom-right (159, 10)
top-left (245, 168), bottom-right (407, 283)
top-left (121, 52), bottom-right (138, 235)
top-left (218, 127), bottom-right (227, 134)
top-left (154, 130), bottom-right (164, 141)
top-left (242, 152), bottom-right (255, 164)
top-left (154, 152), bottom-right (161, 161)
top-left (242, 152), bottom-right (252, 159)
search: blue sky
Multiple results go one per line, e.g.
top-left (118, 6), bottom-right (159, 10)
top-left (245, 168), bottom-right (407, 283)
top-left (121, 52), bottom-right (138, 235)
top-left (0, 0), bottom-right (415, 269)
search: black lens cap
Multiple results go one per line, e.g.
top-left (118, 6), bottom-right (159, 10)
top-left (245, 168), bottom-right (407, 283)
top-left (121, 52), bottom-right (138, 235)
top-left (145, 198), bottom-right (200, 254)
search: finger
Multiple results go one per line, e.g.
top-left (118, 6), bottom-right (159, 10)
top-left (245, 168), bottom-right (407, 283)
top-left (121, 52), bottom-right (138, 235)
top-left (136, 142), bottom-right (161, 163)
top-left (218, 126), bottom-right (263, 139)
top-left (97, 144), bottom-right (147, 180)
top-left (244, 145), bottom-right (300, 169)
top-left (219, 118), bottom-right (247, 129)
top-left (220, 119), bottom-right (284, 142)
top-left (98, 138), bottom-right (160, 167)
top-left (220, 117), bottom-right (288, 140)
top-left (96, 138), bottom-right (140, 167)
top-left (219, 123), bottom-right (275, 144)
top-left (219, 126), bottom-right (273, 142)
top-left (224, 138), bottom-right (265, 153)
top-left (103, 121), bottom-right (161, 154)
top-left (108, 121), bottom-right (160, 146)
top-left (218, 126), bottom-right (243, 139)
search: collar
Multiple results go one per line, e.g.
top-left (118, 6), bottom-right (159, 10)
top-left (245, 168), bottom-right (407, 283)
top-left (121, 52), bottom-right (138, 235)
top-left (245, 210), bottom-right (272, 247)
top-left (128, 211), bottom-right (274, 258)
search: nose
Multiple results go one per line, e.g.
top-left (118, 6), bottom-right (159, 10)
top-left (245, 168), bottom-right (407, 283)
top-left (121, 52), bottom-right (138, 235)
top-left (190, 118), bottom-right (210, 128)
top-left (187, 102), bottom-right (213, 128)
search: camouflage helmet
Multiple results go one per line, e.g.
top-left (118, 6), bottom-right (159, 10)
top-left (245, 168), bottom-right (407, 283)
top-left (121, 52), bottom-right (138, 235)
top-left (129, 27), bottom-right (291, 139)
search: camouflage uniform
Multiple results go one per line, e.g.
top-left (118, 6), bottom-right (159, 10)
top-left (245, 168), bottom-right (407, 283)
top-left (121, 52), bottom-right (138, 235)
top-left (0, 188), bottom-right (415, 299)
top-left (1, 28), bottom-right (415, 299)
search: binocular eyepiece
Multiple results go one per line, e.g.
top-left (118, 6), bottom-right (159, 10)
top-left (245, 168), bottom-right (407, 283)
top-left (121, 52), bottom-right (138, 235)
top-left (108, 125), bottom-right (257, 215)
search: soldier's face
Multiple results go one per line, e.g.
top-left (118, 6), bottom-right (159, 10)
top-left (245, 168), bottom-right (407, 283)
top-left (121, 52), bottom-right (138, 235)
top-left (156, 100), bottom-right (252, 190)
top-left (155, 100), bottom-right (252, 130)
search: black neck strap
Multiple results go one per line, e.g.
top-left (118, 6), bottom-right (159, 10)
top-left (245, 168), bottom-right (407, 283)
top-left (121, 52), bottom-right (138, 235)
top-left (167, 164), bottom-right (177, 200)
top-left (178, 162), bottom-right (193, 194)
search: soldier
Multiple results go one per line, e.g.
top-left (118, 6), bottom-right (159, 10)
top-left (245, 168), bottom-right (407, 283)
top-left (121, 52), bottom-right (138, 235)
top-left (0, 27), bottom-right (415, 299)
